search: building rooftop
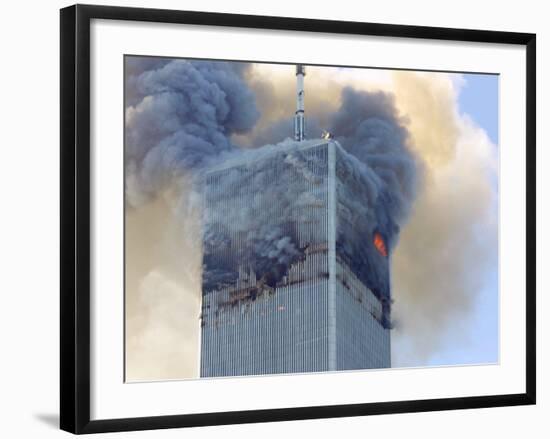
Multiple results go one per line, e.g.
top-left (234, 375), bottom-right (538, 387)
top-left (203, 138), bottom-right (344, 175)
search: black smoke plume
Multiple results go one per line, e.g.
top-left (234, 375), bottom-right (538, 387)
top-left (125, 58), bottom-right (260, 206)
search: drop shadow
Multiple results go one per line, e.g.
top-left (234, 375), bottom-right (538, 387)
top-left (34, 413), bottom-right (59, 429)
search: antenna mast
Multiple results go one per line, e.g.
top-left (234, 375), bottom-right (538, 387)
top-left (294, 64), bottom-right (306, 141)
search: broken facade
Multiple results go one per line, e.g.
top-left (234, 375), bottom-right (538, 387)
top-left (200, 139), bottom-right (391, 377)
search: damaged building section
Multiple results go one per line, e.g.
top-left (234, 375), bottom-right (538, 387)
top-left (200, 139), bottom-right (392, 377)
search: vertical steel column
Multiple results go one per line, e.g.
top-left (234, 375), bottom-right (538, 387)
top-left (327, 141), bottom-right (337, 370)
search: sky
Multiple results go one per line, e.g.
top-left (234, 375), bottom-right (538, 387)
top-left (124, 58), bottom-right (499, 380)
top-left (458, 74), bottom-right (499, 144)
top-left (422, 74), bottom-right (499, 367)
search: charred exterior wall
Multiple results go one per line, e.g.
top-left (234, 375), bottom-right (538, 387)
top-left (200, 140), bottom-right (390, 377)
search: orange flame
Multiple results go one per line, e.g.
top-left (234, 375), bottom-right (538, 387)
top-left (373, 233), bottom-right (388, 257)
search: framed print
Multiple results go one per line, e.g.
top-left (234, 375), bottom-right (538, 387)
top-left (60, 4), bottom-right (536, 434)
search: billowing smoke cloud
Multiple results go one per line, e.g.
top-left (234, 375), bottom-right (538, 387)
top-left (330, 86), bottom-right (417, 230)
top-left (125, 58), bottom-right (259, 206)
top-left (389, 72), bottom-right (498, 366)
top-left (125, 188), bottom-right (202, 380)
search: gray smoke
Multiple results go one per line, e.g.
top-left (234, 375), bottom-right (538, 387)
top-left (330, 87), bottom-right (418, 240)
top-left (125, 58), bottom-right (260, 206)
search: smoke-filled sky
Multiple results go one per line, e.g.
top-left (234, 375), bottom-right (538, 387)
top-left (124, 56), bottom-right (498, 381)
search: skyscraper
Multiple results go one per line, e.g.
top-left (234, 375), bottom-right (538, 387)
top-left (199, 65), bottom-right (391, 378)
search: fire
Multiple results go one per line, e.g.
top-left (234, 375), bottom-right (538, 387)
top-left (373, 232), bottom-right (388, 257)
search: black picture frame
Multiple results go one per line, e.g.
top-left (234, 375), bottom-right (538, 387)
top-left (60, 3), bottom-right (536, 434)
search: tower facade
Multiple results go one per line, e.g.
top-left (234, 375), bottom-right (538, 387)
top-left (199, 139), bottom-right (391, 377)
